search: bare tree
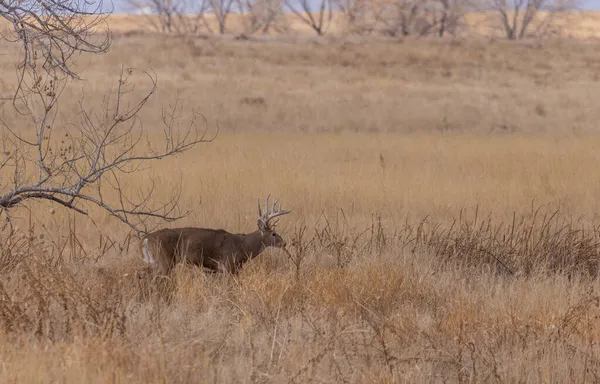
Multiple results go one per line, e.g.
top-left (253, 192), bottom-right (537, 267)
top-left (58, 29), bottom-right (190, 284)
top-left (237, 0), bottom-right (287, 35)
top-left (373, 0), bottom-right (423, 37)
top-left (335, 0), bottom-right (373, 35)
top-left (1, 0), bottom-right (215, 236)
top-left (435, 0), bottom-right (471, 37)
top-left (371, 0), bottom-right (470, 37)
top-left (126, 0), bottom-right (211, 35)
top-left (0, 68), bottom-right (214, 235)
top-left (284, 0), bottom-right (333, 36)
top-left (482, 0), bottom-right (581, 40)
top-left (209, 0), bottom-right (235, 34)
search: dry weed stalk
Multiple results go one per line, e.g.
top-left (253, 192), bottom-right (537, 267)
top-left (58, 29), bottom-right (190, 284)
top-left (285, 224), bottom-right (312, 280)
top-left (415, 206), bottom-right (600, 278)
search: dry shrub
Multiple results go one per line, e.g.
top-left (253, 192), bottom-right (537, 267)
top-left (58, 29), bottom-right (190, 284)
top-left (1, 207), bottom-right (600, 381)
top-left (0, 247), bottom-right (128, 340)
top-left (6, 18), bottom-right (600, 381)
top-left (0, 221), bottom-right (163, 342)
top-left (412, 206), bottom-right (600, 278)
top-left (279, 205), bottom-right (600, 279)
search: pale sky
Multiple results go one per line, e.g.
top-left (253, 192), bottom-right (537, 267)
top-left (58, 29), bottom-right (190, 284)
top-left (584, 0), bottom-right (600, 9)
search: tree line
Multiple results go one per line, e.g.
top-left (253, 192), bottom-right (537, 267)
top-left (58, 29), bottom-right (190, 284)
top-left (126, 0), bottom-right (583, 40)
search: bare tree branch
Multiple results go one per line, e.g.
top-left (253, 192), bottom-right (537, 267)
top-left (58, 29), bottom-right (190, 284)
top-left (284, 0), bottom-right (333, 36)
top-left (367, 0), bottom-right (471, 38)
top-left (335, 0), bottom-right (373, 35)
top-left (0, 0), bottom-right (111, 100)
top-left (237, 0), bottom-right (286, 35)
top-left (210, 0), bottom-right (235, 34)
top-left (0, 68), bottom-right (217, 236)
top-left (126, 0), bottom-right (212, 35)
top-left (482, 0), bottom-right (581, 40)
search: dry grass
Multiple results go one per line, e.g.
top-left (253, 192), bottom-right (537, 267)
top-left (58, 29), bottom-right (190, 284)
top-left (4, 16), bottom-right (600, 382)
top-left (3, 212), bottom-right (600, 382)
top-left (7, 31), bottom-right (600, 135)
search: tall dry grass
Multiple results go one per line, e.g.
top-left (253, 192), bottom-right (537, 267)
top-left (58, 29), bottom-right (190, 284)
top-left (3, 206), bottom-right (600, 382)
top-left (3, 22), bottom-right (600, 382)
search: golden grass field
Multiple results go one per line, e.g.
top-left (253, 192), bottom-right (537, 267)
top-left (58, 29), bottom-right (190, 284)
top-left (4, 12), bottom-right (600, 382)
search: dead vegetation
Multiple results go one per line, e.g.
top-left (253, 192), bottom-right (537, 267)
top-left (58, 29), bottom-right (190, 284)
top-left (3, 9), bottom-right (600, 382)
top-left (2, 207), bottom-right (600, 382)
top-left (11, 33), bottom-right (599, 135)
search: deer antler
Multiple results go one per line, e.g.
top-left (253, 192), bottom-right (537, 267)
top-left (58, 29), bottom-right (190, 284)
top-left (257, 195), bottom-right (291, 230)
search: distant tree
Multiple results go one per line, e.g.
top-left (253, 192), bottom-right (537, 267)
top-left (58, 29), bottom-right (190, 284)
top-left (209, 0), bottom-right (236, 34)
top-left (237, 0), bottom-right (287, 34)
top-left (482, 0), bottom-right (581, 40)
top-left (335, 0), bottom-right (470, 37)
top-left (335, 0), bottom-right (374, 34)
top-left (126, 0), bottom-right (212, 35)
top-left (371, 0), bottom-right (471, 37)
top-left (284, 0), bottom-right (334, 36)
top-left (435, 0), bottom-right (472, 37)
top-left (128, 0), bottom-right (236, 35)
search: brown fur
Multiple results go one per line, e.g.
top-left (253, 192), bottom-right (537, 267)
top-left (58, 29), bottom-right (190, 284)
top-left (140, 226), bottom-right (287, 275)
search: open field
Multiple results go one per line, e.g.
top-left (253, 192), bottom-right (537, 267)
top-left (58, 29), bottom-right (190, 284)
top-left (5, 32), bottom-right (600, 135)
top-left (3, 15), bottom-right (600, 382)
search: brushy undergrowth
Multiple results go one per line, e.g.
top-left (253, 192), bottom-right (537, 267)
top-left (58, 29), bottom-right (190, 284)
top-left (1, 208), bottom-right (600, 382)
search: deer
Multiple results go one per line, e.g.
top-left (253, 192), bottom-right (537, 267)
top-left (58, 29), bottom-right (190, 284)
top-left (139, 196), bottom-right (291, 275)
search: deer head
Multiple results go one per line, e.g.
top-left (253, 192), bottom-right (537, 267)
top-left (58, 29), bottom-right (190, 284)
top-left (257, 195), bottom-right (290, 248)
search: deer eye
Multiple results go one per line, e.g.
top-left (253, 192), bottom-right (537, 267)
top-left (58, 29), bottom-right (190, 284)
top-left (272, 233), bottom-right (276, 237)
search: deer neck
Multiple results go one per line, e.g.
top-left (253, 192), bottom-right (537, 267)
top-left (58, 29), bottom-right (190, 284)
top-left (241, 230), bottom-right (267, 259)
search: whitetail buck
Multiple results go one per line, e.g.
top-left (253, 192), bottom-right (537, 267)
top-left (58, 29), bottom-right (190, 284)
top-left (139, 197), bottom-right (291, 275)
